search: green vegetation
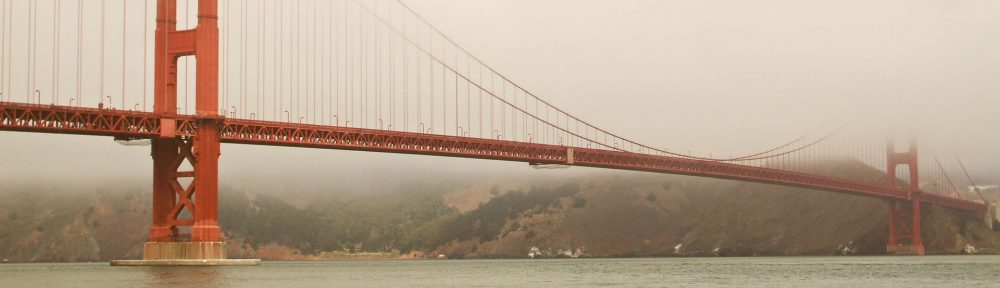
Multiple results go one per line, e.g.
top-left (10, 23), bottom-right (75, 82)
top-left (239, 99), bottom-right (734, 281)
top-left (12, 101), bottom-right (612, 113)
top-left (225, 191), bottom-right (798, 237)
top-left (3, 158), bottom-right (996, 262)
top-left (220, 185), bottom-right (454, 254)
top-left (405, 183), bottom-right (580, 251)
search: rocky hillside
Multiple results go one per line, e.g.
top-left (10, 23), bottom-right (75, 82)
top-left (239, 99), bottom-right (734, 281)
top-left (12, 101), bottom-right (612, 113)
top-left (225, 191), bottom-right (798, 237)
top-left (429, 174), bottom-right (1000, 258)
top-left (1, 161), bottom-right (997, 262)
top-left (424, 160), bottom-right (1000, 257)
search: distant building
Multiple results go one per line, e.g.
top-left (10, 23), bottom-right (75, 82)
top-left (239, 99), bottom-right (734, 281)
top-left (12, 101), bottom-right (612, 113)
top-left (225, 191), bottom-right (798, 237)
top-left (969, 185), bottom-right (1000, 201)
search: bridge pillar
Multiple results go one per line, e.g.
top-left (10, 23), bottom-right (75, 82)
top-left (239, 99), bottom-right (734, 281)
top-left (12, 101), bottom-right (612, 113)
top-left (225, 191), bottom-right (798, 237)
top-left (126, 0), bottom-right (241, 265)
top-left (885, 140), bottom-right (925, 255)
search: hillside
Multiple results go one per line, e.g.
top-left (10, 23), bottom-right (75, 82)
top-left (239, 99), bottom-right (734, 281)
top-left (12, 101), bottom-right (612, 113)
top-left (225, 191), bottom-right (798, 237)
top-left (1, 160), bottom-right (997, 262)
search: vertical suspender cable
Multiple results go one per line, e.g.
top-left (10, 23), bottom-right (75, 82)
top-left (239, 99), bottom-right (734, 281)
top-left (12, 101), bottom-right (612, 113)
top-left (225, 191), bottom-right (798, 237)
top-left (429, 32), bottom-right (433, 132)
top-left (5, 0), bottom-right (10, 101)
top-left (2, 0), bottom-right (7, 100)
top-left (501, 78), bottom-right (505, 139)
top-left (239, 0), bottom-right (245, 117)
top-left (6, 0), bottom-right (11, 101)
top-left (54, 0), bottom-right (61, 105)
top-left (276, 0), bottom-right (283, 120)
top-left (400, 6), bottom-right (402, 131)
top-left (307, 0), bottom-right (313, 123)
top-left (29, 0), bottom-right (35, 103)
top-left (454, 45), bottom-right (458, 136)
top-left (489, 69), bottom-right (493, 138)
top-left (336, 0), bottom-right (341, 125)
top-left (306, 0), bottom-right (319, 123)
top-left (389, 1), bottom-right (393, 129)
top-left (349, 0), bottom-right (353, 126)
top-left (221, 0), bottom-right (226, 115)
top-left (144, 0), bottom-right (148, 110)
top-left (393, 2), bottom-right (398, 130)
top-left (334, 0), bottom-right (339, 125)
top-left (293, 0), bottom-right (298, 120)
top-left (261, 0), bottom-right (267, 119)
top-left (300, 0), bottom-right (305, 121)
top-left (415, 19), bottom-right (420, 130)
top-left (348, 0), bottom-right (353, 126)
top-left (467, 53), bottom-right (470, 137)
top-left (321, 0), bottom-right (327, 125)
top-left (443, 41), bottom-right (448, 134)
top-left (219, 0), bottom-right (224, 114)
top-left (315, 0), bottom-right (320, 124)
top-left (366, 3), bottom-right (370, 128)
top-left (277, 0), bottom-right (282, 120)
top-left (262, 1), bottom-right (264, 118)
top-left (0, 0), bottom-right (4, 100)
top-left (272, 0), bottom-right (277, 120)
top-left (76, 0), bottom-right (81, 106)
top-left (263, 0), bottom-right (269, 120)
top-left (122, 0), bottom-right (127, 109)
top-left (479, 61), bottom-right (482, 138)
top-left (297, 0), bottom-right (302, 121)
top-left (375, 1), bottom-right (380, 127)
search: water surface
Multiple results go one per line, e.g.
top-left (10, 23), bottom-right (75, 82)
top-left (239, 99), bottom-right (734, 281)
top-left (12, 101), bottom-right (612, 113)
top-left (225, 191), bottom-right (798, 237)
top-left (2, 256), bottom-right (999, 287)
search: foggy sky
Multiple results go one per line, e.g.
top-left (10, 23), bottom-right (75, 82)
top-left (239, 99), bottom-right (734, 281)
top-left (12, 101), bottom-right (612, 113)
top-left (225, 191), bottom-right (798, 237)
top-left (0, 0), bottom-right (997, 190)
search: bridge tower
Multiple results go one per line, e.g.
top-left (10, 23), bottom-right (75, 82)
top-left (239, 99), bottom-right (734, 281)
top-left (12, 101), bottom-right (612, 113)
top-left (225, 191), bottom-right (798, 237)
top-left (885, 140), bottom-right (925, 255)
top-left (145, 0), bottom-right (225, 260)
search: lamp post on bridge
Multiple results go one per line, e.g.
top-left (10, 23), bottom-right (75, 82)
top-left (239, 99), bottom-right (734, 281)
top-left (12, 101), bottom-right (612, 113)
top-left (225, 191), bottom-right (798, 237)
top-left (35, 90), bottom-right (41, 105)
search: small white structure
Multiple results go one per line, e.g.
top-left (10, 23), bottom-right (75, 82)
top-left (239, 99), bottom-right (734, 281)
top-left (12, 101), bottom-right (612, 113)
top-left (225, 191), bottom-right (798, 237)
top-left (963, 244), bottom-right (978, 255)
top-left (528, 247), bottom-right (542, 259)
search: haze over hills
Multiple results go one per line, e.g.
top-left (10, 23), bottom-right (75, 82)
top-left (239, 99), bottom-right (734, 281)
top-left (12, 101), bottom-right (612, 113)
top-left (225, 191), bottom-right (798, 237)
top-left (0, 159), bottom-right (997, 262)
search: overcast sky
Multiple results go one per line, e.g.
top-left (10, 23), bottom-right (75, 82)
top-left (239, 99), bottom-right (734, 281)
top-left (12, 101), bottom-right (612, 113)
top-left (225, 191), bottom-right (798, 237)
top-left (0, 0), bottom-right (997, 190)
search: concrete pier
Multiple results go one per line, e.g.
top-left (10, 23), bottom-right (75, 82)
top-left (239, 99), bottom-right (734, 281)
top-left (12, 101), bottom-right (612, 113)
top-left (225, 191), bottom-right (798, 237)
top-left (110, 242), bottom-right (260, 266)
top-left (110, 259), bottom-right (261, 266)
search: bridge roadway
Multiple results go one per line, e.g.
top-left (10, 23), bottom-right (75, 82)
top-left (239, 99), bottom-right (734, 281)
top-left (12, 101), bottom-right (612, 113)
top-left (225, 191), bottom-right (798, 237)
top-left (0, 101), bottom-right (985, 213)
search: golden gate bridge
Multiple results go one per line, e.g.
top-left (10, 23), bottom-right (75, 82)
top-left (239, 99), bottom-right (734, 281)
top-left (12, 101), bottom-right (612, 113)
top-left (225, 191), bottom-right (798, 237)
top-left (0, 0), bottom-right (991, 263)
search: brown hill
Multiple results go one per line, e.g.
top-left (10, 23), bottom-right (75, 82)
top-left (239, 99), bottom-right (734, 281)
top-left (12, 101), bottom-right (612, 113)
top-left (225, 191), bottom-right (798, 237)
top-left (1, 160), bottom-right (997, 262)
top-left (427, 160), bottom-right (1000, 258)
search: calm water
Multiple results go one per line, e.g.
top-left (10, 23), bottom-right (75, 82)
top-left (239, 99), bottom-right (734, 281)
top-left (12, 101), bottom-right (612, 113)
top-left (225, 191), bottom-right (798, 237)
top-left (2, 256), bottom-right (1000, 287)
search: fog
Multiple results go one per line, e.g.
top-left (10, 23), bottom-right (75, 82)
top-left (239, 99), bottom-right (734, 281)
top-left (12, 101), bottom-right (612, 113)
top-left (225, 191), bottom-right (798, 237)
top-left (0, 0), bottom-right (997, 191)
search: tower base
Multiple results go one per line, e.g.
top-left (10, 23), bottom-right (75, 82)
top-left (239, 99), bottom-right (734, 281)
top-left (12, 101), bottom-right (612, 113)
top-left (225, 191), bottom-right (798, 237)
top-left (887, 244), bottom-right (926, 256)
top-left (110, 242), bottom-right (260, 266)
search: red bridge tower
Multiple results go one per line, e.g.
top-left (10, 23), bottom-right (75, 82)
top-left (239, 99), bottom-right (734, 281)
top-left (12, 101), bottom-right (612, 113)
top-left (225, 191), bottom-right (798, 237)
top-left (145, 0), bottom-right (225, 260)
top-left (885, 140), bottom-right (925, 255)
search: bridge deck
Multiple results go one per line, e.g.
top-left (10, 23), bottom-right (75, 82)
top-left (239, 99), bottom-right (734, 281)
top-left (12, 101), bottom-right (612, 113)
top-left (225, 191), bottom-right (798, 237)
top-left (0, 102), bottom-right (985, 213)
